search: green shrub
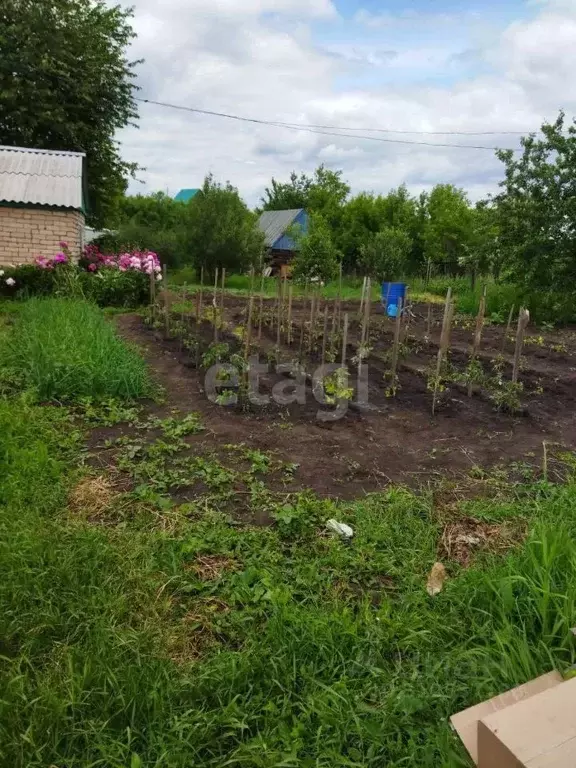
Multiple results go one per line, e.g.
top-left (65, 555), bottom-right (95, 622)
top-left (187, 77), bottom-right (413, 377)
top-left (0, 264), bottom-right (150, 308)
top-left (93, 223), bottom-right (189, 269)
top-left (1, 298), bottom-right (151, 401)
top-left (80, 269), bottom-right (149, 307)
top-left (0, 263), bottom-right (57, 299)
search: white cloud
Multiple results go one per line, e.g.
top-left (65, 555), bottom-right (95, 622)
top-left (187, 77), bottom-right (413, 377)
top-left (115, 0), bottom-right (576, 207)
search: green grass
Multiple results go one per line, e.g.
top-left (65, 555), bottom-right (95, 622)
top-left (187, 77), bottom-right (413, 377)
top-left (2, 387), bottom-right (576, 766)
top-left (0, 298), bottom-right (151, 401)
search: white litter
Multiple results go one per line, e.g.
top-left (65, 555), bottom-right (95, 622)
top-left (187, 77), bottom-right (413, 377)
top-left (326, 519), bottom-right (354, 539)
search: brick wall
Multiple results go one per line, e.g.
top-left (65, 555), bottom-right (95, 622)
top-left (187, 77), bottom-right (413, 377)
top-left (0, 206), bottom-right (85, 266)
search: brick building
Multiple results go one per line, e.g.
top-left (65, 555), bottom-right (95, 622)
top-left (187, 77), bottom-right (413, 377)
top-left (0, 146), bottom-right (86, 266)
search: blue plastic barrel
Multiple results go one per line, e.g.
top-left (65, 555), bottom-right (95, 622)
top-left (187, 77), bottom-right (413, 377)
top-left (381, 282), bottom-right (407, 318)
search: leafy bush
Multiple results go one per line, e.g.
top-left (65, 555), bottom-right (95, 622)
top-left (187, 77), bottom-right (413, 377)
top-left (79, 269), bottom-right (150, 307)
top-left (0, 245), bottom-right (161, 308)
top-left (0, 263), bottom-right (57, 299)
top-left (94, 222), bottom-right (188, 269)
top-left (1, 298), bottom-right (151, 401)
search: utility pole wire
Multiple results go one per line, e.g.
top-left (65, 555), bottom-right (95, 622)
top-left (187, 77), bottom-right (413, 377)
top-left (135, 97), bottom-right (523, 152)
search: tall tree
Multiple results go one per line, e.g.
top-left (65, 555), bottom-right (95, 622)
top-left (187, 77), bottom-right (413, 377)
top-left (423, 184), bottom-right (474, 271)
top-left (337, 186), bottom-right (422, 274)
top-left (291, 214), bottom-right (339, 283)
top-left (182, 175), bottom-right (265, 278)
top-left (359, 227), bottom-right (412, 281)
top-left (260, 165), bottom-right (349, 228)
top-left (0, 0), bottom-right (139, 227)
top-left (494, 111), bottom-right (576, 291)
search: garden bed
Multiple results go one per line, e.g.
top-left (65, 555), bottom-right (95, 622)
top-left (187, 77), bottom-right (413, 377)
top-left (108, 295), bottom-right (576, 509)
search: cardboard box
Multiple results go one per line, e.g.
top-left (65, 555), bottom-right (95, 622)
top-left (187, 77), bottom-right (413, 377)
top-left (477, 676), bottom-right (576, 767)
top-left (450, 671), bottom-right (563, 764)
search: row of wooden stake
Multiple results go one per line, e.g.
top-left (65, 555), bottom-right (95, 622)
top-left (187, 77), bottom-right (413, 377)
top-left (152, 270), bottom-right (530, 410)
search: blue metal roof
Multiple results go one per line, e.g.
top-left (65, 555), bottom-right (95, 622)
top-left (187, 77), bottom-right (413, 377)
top-left (174, 188), bottom-right (200, 202)
top-left (258, 209), bottom-right (307, 250)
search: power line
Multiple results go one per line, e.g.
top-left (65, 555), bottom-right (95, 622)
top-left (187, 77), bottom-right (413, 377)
top-left (135, 97), bottom-right (522, 151)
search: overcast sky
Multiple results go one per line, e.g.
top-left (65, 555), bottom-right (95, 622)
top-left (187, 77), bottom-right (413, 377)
top-left (115, 0), bottom-right (576, 207)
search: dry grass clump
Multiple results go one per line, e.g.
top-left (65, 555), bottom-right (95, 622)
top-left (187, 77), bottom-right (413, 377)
top-left (440, 516), bottom-right (527, 567)
top-left (68, 475), bottom-right (116, 520)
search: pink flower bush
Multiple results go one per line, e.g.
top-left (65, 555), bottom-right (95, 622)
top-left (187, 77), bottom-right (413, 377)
top-left (35, 253), bottom-right (68, 269)
top-left (81, 245), bottom-right (161, 276)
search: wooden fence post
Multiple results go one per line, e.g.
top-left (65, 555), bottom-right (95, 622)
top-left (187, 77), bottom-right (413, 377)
top-left (467, 287), bottom-right (487, 397)
top-left (512, 308), bottom-right (530, 384)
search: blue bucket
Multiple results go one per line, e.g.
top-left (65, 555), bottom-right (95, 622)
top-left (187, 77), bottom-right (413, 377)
top-left (381, 282), bottom-right (407, 318)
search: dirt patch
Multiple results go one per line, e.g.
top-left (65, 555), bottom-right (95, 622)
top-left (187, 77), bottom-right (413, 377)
top-left (110, 309), bottom-right (576, 510)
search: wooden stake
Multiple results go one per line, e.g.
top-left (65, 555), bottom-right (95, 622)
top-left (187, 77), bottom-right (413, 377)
top-left (321, 303), bottom-right (329, 365)
top-left (196, 266), bottom-right (204, 323)
top-left (307, 290), bottom-right (316, 353)
top-left (213, 268), bottom-right (219, 342)
top-left (163, 264), bottom-right (170, 337)
top-left (365, 277), bottom-right (372, 340)
top-left (298, 280), bottom-right (309, 362)
top-left (389, 296), bottom-right (403, 394)
top-left (149, 270), bottom-right (156, 319)
top-left (432, 289), bottom-right (454, 415)
top-left (426, 303), bottom-right (432, 338)
top-left (467, 287), bottom-right (487, 397)
top-left (246, 267), bottom-right (255, 333)
top-left (287, 284), bottom-right (293, 345)
top-left (276, 275), bottom-right (282, 348)
top-left (359, 276), bottom-right (367, 317)
top-left (220, 267), bottom-right (226, 326)
top-left (361, 277), bottom-right (371, 346)
top-left (502, 304), bottom-right (515, 354)
top-left (512, 308), bottom-right (530, 384)
top-left (383, 283), bottom-right (392, 323)
top-left (402, 286), bottom-right (411, 341)
top-left (245, 294), bottom-right (254, 361)
top-left (179, 286), bottom-right (186, 355)
top-left (341, 312), bottom-right (349, 368)
top-left (336, 262), bottom-right (343, 329)
top-left (257, 272), bottom-right (265, 343)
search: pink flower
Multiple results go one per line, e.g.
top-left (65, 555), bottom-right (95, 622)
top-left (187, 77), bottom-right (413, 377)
top-left (88, 263), bottom-right (97, 272)
top-left (59, 241), bottom-right (68, 249)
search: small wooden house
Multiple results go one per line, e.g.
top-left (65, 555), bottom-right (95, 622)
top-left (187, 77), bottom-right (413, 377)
top-left (257, 208), bottom-right (308, 275)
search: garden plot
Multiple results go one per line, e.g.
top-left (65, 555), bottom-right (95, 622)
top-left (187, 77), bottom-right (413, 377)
top-left (109, 285), bottom-right (576, 506)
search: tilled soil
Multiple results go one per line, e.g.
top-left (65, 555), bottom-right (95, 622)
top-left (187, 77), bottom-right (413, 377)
top-left (111, 304), bottom-right (576, 499)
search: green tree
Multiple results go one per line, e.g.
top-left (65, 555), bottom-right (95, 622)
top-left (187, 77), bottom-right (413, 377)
top-left (359, 227), bottom-right (412, 281)
top-left (92, 192), bottom-right (190, 267)
top-left (260, 165), bottom-right (349, 229)
top-left (291, 214), bottom-right (339, 283)
top-left (494, 111), bottom-right (576, 291)
top-left (118, 192), bottom-right (185, 230)
top-left (423, 184), bottom-right (475, 271)
top-left (0, 0), bottom-right (139, 227)
top-left (337, 186), bottom-right (423, 274)
top-left (182, 175), bottom-right (265, 278)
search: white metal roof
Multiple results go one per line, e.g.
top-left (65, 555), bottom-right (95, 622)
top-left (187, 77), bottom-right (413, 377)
top-left (258, 209), bottom-right (303, 248)
top-left (0, 145), bottom-right (85, 209)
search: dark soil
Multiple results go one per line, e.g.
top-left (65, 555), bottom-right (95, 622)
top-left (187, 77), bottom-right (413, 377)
top-left (110, 305), bottom-right (576, 501)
